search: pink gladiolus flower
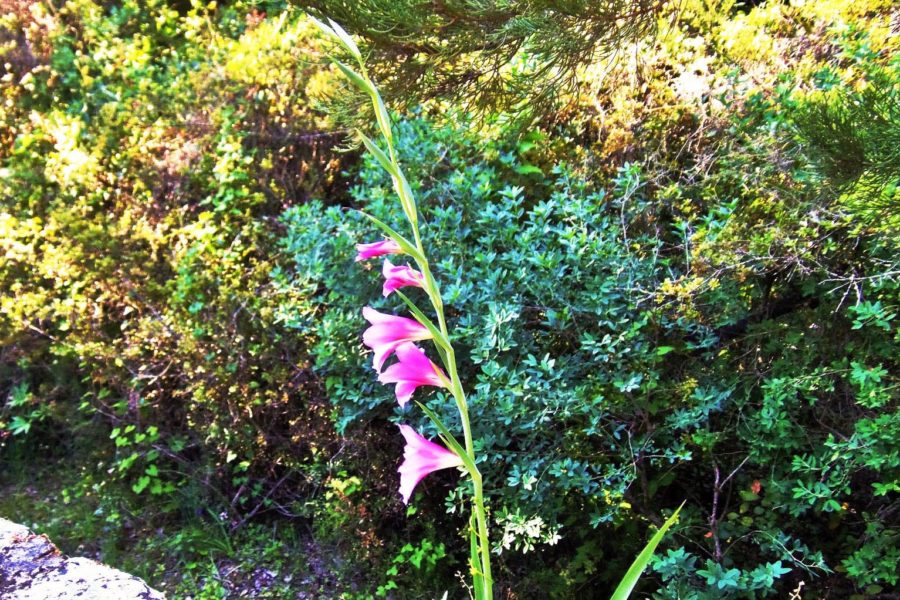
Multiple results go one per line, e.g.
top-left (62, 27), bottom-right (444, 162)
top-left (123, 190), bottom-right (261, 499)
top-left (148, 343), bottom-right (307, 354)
top-left (378, 342), bottom-right (448, 407)
top-left (382, 259), bottom-right (425, 297)
top-left (397, 424), bottom-right (464, 504)
top-left (362, 307), bottom-right (432, 371)
top-left (355, 239), bottom-right (402, 262)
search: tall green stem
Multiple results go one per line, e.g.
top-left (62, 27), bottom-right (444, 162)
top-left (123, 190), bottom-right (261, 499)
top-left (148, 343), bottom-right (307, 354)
top-left (314, 18), bottom-right (493, 597)
top-left (407, 182), bottom-right (492, 599)
top-left (373, 62), bottom-right (493, 600)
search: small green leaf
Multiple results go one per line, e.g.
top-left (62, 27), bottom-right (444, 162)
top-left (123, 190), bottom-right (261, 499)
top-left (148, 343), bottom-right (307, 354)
top-left (332, 59), bottom-right (372, 95)
top-left (358, 131), bottom-right (397, 176)
top-left (132, 475), bottom-right (151, 494)
top-left (873, 482), bottom-right (900, 496)
top-left (8, 383), bottom-right (30, 407)
top-left (326, 18), bottom-right (361, 60)
top-left (9, 416), bottom-right (31, 436)
top-left (515, 164), bottom-right (543, 176)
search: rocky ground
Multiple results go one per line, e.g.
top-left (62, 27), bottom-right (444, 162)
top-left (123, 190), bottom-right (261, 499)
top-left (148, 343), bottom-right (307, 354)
top-left (0, 518), bottom-right (165, 599)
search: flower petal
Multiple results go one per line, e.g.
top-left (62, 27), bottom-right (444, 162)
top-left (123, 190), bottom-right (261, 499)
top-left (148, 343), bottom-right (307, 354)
top-left (382, 259), bottom-right (425, 297)
top-left (397, 424), bottom-right (463, 504)
top-left (362, 308), bottom-right (432, 372)
top-left (377, 342), bottom-right (447, 406)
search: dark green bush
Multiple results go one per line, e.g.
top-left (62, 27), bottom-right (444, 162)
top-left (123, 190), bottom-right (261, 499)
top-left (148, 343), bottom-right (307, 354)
top-left (277, 92), bottom-right (898, 594)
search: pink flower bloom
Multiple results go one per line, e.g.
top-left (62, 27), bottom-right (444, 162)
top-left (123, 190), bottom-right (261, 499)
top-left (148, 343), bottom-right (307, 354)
top-left (378, 342), bottom-right (448, 407)
top-left (362, 307), bottom-right (432, 372)
top-left (397, 424), bottom-right (464, 504)
top-left (382, 259), bottom-right (425, 297)
top-left (355, 239), bottom-right (402, 262)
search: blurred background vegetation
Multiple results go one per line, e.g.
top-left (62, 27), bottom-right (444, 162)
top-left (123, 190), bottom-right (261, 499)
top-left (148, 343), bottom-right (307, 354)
top-left (0, 0), bottom-right (897, 597)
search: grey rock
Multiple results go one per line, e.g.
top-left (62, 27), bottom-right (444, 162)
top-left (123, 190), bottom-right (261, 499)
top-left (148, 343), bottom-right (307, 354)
top-left (0, 518), bottom-right (165, 599)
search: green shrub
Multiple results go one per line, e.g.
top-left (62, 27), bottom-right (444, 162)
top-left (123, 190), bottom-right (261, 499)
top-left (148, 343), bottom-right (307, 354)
top-left (278, 85), bottom-right (898, 594)
top-left (0, 2), bottom-right (345, 593)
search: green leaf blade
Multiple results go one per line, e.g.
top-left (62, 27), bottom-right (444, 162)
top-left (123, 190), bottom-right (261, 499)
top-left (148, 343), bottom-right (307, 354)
top-left (610, 502), bottom-right (684, 600)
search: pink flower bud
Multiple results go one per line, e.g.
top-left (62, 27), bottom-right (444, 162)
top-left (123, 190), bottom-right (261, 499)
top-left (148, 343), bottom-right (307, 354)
top-left (355, 239), bottom-right (402, 262)
top-left (382, 259), bottom-right (425, 297)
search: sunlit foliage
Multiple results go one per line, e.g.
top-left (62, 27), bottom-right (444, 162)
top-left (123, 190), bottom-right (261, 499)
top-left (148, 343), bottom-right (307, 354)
top-left (0, 0), bottom-right (897, 597)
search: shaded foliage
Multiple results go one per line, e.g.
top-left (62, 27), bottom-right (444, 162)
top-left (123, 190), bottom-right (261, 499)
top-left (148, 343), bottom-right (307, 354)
top-left (299, 0), bottom-right (665, 119)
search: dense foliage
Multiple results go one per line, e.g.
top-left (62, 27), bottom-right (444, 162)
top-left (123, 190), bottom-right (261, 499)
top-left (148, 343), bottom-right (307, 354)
top-left (299, 0), bottom-right (664, 117)
top-left (1, 0), bottom-right (897, 598)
